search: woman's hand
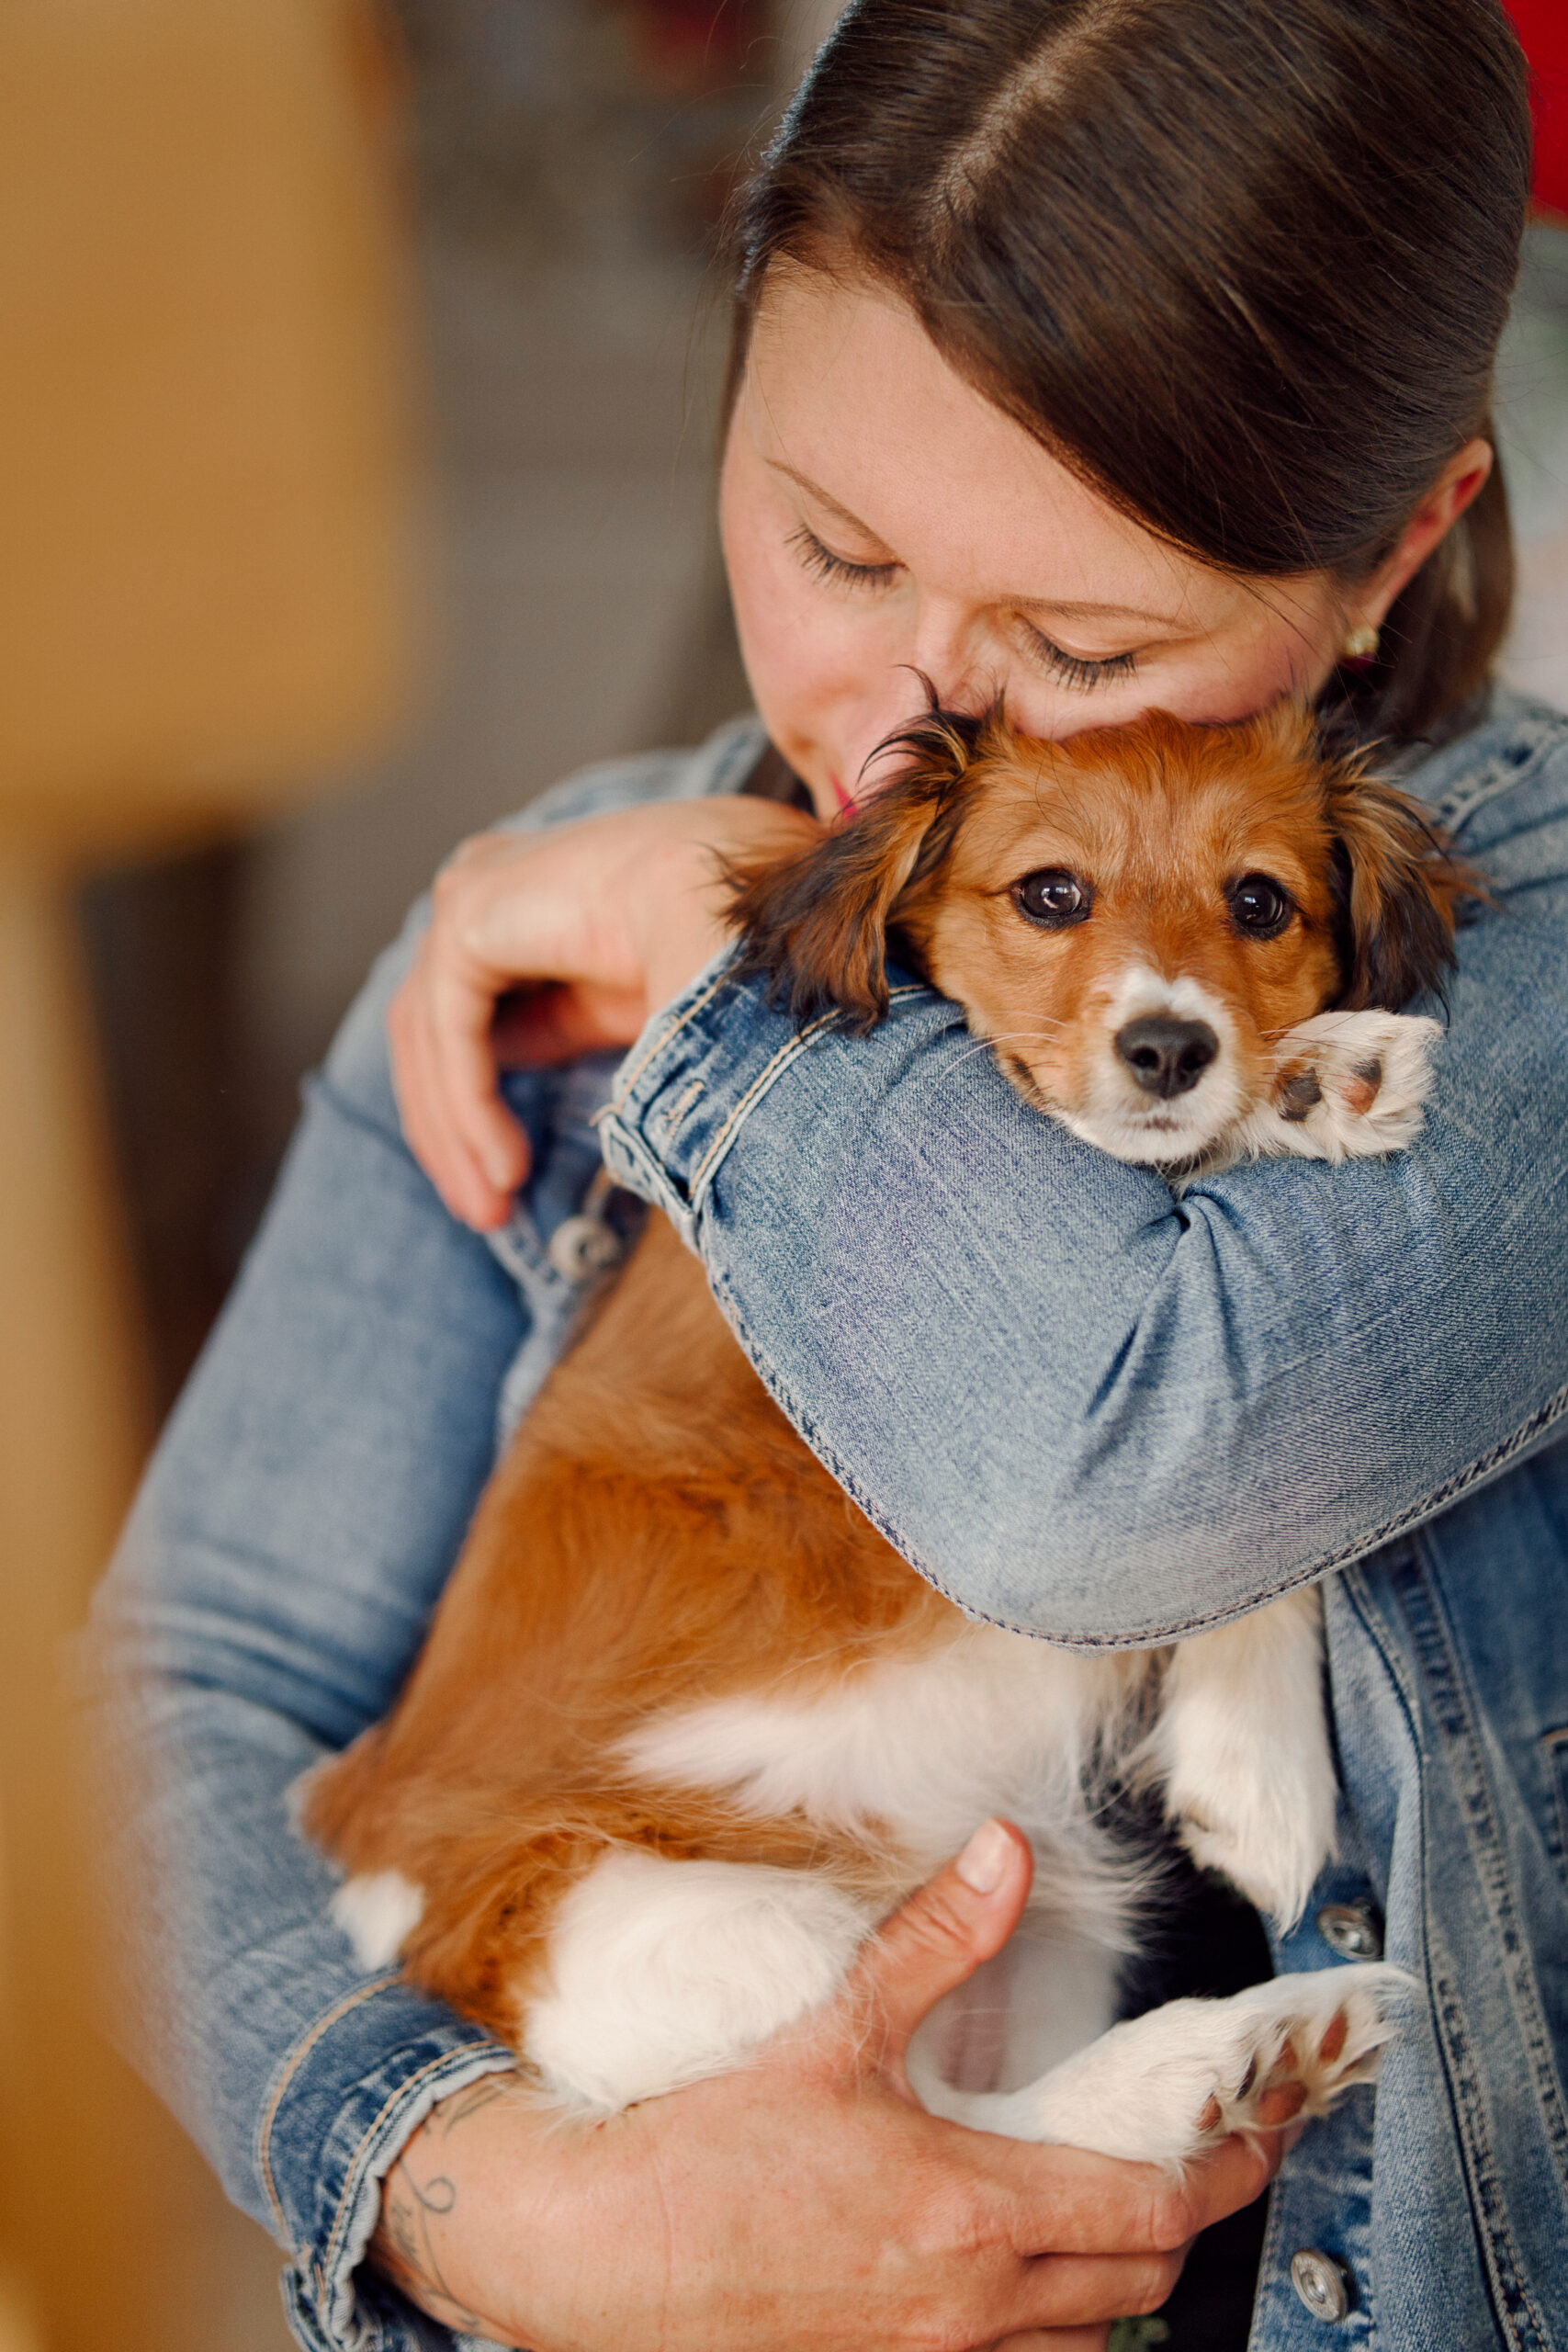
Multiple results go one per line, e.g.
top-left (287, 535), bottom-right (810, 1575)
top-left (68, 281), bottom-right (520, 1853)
top-left (368, 1825), bottom-right (1290, 2351)
top-left (388, 797), bottom-right (820, 1230)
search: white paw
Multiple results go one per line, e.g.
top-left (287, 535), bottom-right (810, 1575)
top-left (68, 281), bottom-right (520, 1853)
top-left (1248, 1010), bottom-right (1442, 1163)
top-left (330, 1869), bottom-right (423, 1970)
top-left (1015, 1962), bottom-right (1410, 2167)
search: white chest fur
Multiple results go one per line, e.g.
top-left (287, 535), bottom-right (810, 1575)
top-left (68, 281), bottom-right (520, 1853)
top-left (616, 1621), bottom-right (1138, 1894)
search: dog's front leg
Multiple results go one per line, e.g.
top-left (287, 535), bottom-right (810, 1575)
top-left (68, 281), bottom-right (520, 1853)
top-left (1141, 1586), bottom-right (1337, 1930)
top-left (920, 1961), bottom-right (1409, 2165)
top-left (522, 1849), bottom-right (874, 2114)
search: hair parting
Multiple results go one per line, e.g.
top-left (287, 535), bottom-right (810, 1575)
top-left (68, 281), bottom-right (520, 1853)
top-left (725, 0), bottom-right (1530, 747)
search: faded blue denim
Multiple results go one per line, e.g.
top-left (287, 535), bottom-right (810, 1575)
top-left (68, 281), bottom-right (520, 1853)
top-left (94, 697), bottom-right (1568, 2350)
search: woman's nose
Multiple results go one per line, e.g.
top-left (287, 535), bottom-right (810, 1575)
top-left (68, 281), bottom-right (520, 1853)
top-left (844, 630), bottom-right (989, 799)
top-left (907, 606), bottom-right (989, 716)
top-left (842, 679), bottom-right (938, 799)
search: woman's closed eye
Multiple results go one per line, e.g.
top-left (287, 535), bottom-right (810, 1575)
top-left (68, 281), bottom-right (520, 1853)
top-left (789, 523), bottom-right (900, 593)
top-left (1017, 621), bottom-right (1139, 693)
top-left (788, 522), bottom-right (1143, 698)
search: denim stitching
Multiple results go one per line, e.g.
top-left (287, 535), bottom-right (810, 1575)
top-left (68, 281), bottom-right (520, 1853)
top-left (1427, 1951), bottom-right (1544, 2352)
top-left (686, 1013), bottom-right (843, 1199)
top-left (612, 973), bottom-right (932, 1149)
top-left (1541, 1729), bottom-right (1568, 1886)
top-left (706, 1254), bottom-right (1568, 1649)
top-left (651, 1077), bottom-right (705, 1148)
top-left (1324, 1564), bottom-right (1554, 2352)
top-left (319, 2048), bottom-right (518, 2291)
top-left (1400, 1547), bottom-right (1568, 2198)
top-left (1437, 718), bottom-right (1568, 832)
top-left (1252, 2131), bottom-right (1378, 2349)
top-left (256, 1974), bottom-right (400, 2241)
top-left (608, 966), bottom-right (734, 1108)
top-left (682, 985), bottom-right (936, 1203)
top-left (1250, 2165), bottom-right (1295, 2349)
top-left (1374, 1555), bottom-right (1559, 2348)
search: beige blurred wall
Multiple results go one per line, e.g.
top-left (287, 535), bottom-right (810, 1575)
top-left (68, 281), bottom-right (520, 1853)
top-left (0, 2), bottom-right (417, 2345)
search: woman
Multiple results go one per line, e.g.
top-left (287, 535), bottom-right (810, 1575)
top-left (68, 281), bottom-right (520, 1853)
top-left (96, 4), bottom-right (1568, 2348)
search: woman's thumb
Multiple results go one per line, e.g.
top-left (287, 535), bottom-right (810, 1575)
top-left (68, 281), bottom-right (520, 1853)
top-left (849, 1820), bottom-right (1032, 2057)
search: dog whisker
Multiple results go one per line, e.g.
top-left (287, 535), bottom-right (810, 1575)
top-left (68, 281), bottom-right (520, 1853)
top-left (1258, 1011), bottom-right (1361, 1043)
top-left (926, 1029), bottom-right (1067, 1091)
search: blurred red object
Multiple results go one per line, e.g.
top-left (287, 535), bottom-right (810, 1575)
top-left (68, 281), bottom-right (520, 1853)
top-left (618, 0), bottom-right (767, 90)
top-left (1507, 0), bottom-right (1568, 220)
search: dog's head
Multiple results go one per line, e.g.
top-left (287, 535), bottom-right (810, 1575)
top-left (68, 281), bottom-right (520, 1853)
top-left (728, 702), bottom-right (1473, 1168)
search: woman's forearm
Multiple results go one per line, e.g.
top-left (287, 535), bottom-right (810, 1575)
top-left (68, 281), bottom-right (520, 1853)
top-left (88, 934), bottom-right (530, 2343)
top-left (88, 727), bottom-right (787, 2347)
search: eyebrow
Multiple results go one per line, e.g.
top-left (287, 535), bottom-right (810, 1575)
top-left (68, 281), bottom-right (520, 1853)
top-left (767, 457), bottom-right (1189, 631)
top-left (767, 458), bottom-right (882, 541)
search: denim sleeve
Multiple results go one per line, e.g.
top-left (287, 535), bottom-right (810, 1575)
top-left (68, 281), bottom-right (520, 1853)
top-left (92, 927), bottom-right (524, 2352)
top-left (598, 702), bottom-right (1568, 1648)
top-left (89, 717), bottom-right (768, 2352)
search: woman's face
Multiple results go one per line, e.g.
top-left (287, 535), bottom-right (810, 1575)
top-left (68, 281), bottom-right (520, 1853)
top-left (719, 270), bottom-right (1453, 820)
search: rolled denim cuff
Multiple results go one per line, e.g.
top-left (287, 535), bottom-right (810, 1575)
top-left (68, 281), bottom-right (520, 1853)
top-left (263, 1974), bottom-right (515, 2352)
top-left (597, 950), bottom-right (941, 1244)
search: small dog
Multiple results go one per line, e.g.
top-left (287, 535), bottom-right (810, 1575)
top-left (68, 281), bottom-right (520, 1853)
top-left (302, 703), bottom-right (1470, 2166)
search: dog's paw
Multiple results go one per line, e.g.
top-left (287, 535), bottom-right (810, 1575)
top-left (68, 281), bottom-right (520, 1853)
top-left (1256, 1010), bottom-right (1442, 1163)
top-left (1015, 1963), bottom-right (1410, 2167)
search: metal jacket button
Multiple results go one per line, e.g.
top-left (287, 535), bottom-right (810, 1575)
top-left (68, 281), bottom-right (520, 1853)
top-left (547, 1212), bottom-right (624, 1284)
top-left (1291, 2248), bottom-right (1354, 2322)
top-left (1314, 1898), bottom-right (1383, 1961)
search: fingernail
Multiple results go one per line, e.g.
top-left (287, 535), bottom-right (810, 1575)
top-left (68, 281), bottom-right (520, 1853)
top-left (482, 1147), bottom-right (515, 1191)
top-left (955, 1820), bottom-right (1012, 1894)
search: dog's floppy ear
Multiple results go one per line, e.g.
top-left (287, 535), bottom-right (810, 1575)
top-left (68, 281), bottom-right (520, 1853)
top-left (728, 708), bottom-right (980, 1030)
top-left (1325, 762), bottom-right (1479, 1010)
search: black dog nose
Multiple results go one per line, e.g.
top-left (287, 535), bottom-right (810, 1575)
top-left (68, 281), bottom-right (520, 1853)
top-left (1114, 1015), bottom-right (1219, 1099)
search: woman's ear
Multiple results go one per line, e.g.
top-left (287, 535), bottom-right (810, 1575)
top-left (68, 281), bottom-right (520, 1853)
top-left (727, 711), bottom-right (977, 1030)
top-left (1325, 767), bottom-right (1478, 1010)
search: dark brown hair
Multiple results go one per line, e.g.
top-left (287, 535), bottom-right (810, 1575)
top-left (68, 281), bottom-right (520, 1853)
top-left (728, 0), bottom-right (1532, 746)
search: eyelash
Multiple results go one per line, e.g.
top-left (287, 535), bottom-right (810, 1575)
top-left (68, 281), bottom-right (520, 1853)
top-left (1021, 628), bottom-right (1138, 692)
top-left (788, 525), bottom-right (897, 593)
top-left (788, 526), bottom-right (1141, 690)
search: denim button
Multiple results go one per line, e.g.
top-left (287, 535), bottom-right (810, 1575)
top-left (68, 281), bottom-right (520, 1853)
top-left (547, 1212), bottom-right (624, 1283)
top-left (1315, 1898), bottom-right (1383, 1961)
top-left (1291, 2248), bottom-right (1354, 2322)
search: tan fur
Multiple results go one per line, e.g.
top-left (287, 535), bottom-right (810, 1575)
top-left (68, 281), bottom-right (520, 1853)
top-left (301, 1215), bottom-right (956, 2041)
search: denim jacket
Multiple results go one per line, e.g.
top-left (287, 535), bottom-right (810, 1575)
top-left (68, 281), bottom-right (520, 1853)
top-left (94, 696), bottom-right (1568, 2352)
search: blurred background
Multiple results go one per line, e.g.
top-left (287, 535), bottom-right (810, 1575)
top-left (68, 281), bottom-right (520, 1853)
top-left (0, 2), bottom-right (1562, 2346)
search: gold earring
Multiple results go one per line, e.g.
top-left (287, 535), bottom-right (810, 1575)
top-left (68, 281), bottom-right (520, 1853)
top-left (1342, 622), bottom-right (1380, 664)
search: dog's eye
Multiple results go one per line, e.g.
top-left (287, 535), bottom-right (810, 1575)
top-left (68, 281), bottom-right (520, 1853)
top-left (1013, 868), bottom-right (1092, 928)
top-left (1226, 874), bottom-right (1293, 939)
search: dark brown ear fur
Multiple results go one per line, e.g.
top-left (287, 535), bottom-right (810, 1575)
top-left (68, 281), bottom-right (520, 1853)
top-left (728, 708), bottom-right (982, 1029)
top-left (1325, 760), bottom-right (1480, 1010)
